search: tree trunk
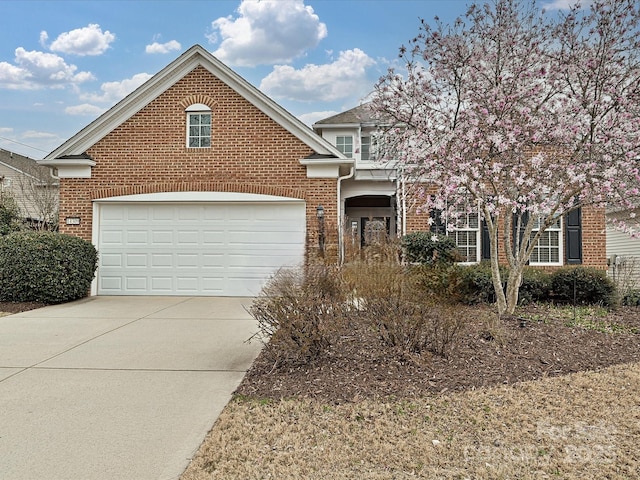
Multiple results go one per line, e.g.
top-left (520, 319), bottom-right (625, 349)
top-left (487, 221), bottom-right (507, 316)
top-left (505, 265), bottom-right (523, 315)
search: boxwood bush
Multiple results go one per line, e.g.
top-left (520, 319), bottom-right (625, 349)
top-left (519, 267), bottom-right (552, 305)
top-left (0, 232), bottom-right (98, 304)
top-left (550, 266), bottom-right (616, 306)
top-left (402, 232), bottom-right (459, 265)
top-left (458, 262), bottom-right (507, 304)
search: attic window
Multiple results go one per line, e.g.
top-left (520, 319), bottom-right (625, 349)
top-left (186, 103), bottom-right (211, 148)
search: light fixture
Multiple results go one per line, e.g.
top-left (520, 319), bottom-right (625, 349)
top-left (316, 205), bottom-right (324, 219)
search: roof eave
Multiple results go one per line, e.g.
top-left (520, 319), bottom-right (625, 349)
top-left (45, 45), bottom-right (343, 160)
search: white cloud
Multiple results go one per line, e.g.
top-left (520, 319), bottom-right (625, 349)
top-left (22, 130), bottom-right (58, 139)
top-left (65, 103), bottom-right (106, 116)
top-left (46, 24), bottom-right (115, 56)
top-left (208, 0), bottom-right (327, 66)
top-left (0, 48), bottom-right (94, 90)
top-left (145, 40), bottom-right (182, 54)
top-left (0, 61), bottom-right (30, 89)
top-left (79, 73), bottom-right (152, 104)
top-left (260, 49), bottom-right (375, 102)
top-left (542, 0), bottom-right (592, 10)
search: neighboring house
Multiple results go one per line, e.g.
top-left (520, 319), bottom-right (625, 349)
top-left (313, 103), bottom-right (607, 269)
top-left (40, 45), bottom-right (352, 297)
top-left (606, 208), bottom-right (640, 289)
top-left (0, 148), bottom-right (59, 227)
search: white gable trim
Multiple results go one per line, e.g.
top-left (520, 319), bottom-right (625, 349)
top-left (42, 45), bottom-right (345, 163)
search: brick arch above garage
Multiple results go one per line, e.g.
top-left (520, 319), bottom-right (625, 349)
top-left (90, 182), bottom-right (306, 201)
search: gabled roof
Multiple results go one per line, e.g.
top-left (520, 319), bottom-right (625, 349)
top-left (0, 148), bottom-right (53, 182)
top-left (313, 102), bottom-right (390, 128)
top-left (42, 44), bottom-right (346, 162)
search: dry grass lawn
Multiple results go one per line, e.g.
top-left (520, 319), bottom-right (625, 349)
top-left (182, 362), bottom-right (640, 479)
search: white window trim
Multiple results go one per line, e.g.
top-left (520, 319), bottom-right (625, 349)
top-left (439, 203), bottom-right (481, 265)
top-left (529, 216), bottom-right (563, 266)
top-left (336, 135), bottom-right (353, 158)
top-left (185, 103), bottom-right (212, 149)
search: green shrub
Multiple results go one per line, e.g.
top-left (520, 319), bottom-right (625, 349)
top-left (458, 262), bottom-right (507, 305)
top-left (409, 263), bottom-right (464, 304)
top-left (550, 266), bottom-right (616, 306)
top-left (621, 289), bottom-right (640, 306)
top-left (0, 232), bottom-right (97, 303)
top-left (0, 194), bottom-right (23, 235)
top-left (402, 232), bottom-right (458, 265)
top-left (519, 267), bottom-right (552, 304)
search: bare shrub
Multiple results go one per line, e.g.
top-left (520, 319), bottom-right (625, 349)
top-left (344, 261), bottom-right (465, 357)
top-left (249, 265), bottom-right (346, 366)
top-left (366, 298), bottom-right (465, 358)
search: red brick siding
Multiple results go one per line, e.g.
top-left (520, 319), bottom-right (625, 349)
top-left (58, 66), bottom-right (337, 260)
top-left (405, 204), bottom-right (606, 269)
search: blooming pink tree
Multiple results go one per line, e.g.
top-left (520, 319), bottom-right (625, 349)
top-left (372, 0), bottom-right (640, 315)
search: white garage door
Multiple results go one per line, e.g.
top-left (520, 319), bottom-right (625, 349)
top-left (95, 196), bottom-right (305, 296)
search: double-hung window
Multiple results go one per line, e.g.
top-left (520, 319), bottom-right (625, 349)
top-left (431, 202), bottom-right (481, 264)
top-left (361, 136), bottom-right (377, 161)
top-left (336, 135), bottom-right (353, 158)
top-left (447, 210), bottom-right (480, 264)
top-left (529, 216), bottom-right (562, 265)
top-left (186, 103), bottom-right (211, 148)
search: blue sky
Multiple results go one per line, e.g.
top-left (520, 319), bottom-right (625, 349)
top-left (0, 0), bottom-right (574, 159)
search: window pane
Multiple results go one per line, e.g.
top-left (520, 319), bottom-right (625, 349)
top-left (187, 112), bottom-right (211, 148)
top-left (468, 213), bottom-right (479, 229)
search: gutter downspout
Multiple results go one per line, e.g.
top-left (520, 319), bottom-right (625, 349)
top-left (337, 166), bottom-right (355, 265)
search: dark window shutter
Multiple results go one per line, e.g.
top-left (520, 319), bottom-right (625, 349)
top-left (512, 212), bottom-right (529, 255)
top-left (481, 219), bottom-right (491, 260)
top-left (430, 209), bottom-right (446, 234)
top-left (565, 208), bottom-right (582, 264)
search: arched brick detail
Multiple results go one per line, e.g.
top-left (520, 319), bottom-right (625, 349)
top-left (179, 94), bottom-right (216, 109)
top-left (91, 182), bottom-right (307, 201)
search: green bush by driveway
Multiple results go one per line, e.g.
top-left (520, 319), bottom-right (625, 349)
top-left (0, 231), bottom-right (97, 304)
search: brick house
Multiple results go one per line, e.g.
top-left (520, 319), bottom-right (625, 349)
top-left (40, 45), bottom-right (606, 297)
top-left (314, 103), bottom-right (607, 270)
top-left (40, 45), bottom-right (352, 296)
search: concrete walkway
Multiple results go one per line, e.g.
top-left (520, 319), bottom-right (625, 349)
top-left (0, 296), bottom-right (262, 480)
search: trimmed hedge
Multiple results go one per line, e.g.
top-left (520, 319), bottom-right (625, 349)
top-left (402, 232), bottom-right (459, 265)
top-left (519, 267), bottom-right (552, 305)
top-left (0, 232), bottom-right (98, 304)
top-left (457, 262), bottom-right (507, 304)
top-left (550, 266), bottom-right (616, 306)
top-left (447, 263), bottom-right (552, 305)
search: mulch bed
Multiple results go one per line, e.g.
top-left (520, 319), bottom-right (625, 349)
top-left (0, 301), bottom-right (48, 314)
top-left (236, 304), bottom-right (640, 403)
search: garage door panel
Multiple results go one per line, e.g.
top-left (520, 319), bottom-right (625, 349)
top-left (97, 200), bottom-right (305, 296)
top-left (100, 277), bottom-right (122, 291)
top-left (177, 231), bottom-right (199, 245)
top-left (152, 231), bottom-right (174, 244)
top-left (176, 254), bottom-right (199, 267)
top-left (125, 254), bottom-right (147, 267)
top-left (151, 254), bottom-right (172, 267)
top-left (125, 277), bottom-right (148, 291)
top-left (126, 206), bottom-right (150, 221)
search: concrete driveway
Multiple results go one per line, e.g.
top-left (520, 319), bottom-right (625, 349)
top-left (0, 296), bottom-right (262, 480)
